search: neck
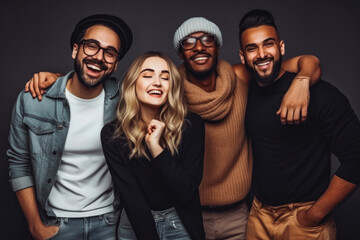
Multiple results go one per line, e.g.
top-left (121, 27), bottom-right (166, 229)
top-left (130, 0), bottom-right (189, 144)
top-left (256, 67), bottom-right (286, 87)
top-left (140, 105), bottom-right (160, 124)
top-left (276, 67), bottom-right (286, 80)
top-left (187, 70), bottom-right (217, 92)
top-left (66, 74), bottom-right (103, 99)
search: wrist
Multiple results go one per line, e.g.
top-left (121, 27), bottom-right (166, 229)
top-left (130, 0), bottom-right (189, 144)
top-left (295, 75), bottom-right (311, 84)
top-left (149, 145), bottom-right (164, 158)
top-left (306, 204), bottom-right (327, 222)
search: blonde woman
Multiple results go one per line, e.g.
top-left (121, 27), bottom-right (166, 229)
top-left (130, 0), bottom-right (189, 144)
top-left (101, 51), bottom-right (205, 240)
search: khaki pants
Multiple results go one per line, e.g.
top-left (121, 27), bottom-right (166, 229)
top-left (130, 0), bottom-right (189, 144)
top-left (202, 201), bottom-right (249, 240)
top-left (246, 197), bottom-right (336, 240)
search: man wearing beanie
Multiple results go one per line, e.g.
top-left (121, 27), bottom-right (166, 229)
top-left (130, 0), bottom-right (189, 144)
top-left (173, 17), bottom-right (321, 239)
top-left (7, 14), bottom-right (132, 239)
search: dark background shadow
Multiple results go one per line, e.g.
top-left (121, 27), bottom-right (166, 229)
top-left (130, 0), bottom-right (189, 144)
top-left (1, 0), bottom-right (359, 239)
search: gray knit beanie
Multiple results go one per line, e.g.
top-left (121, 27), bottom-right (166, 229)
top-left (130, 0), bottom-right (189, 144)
top-left (173, 17), bottom-right (223, 51)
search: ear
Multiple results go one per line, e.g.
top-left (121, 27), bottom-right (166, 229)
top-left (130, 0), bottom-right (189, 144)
top-left (179, 51), bottom-right (184, 60)
top-left (114, 62), bottom-right (119, 71)
top-left (239, 50), bottom-right (245, 65)
top-left (280, 40), bottom-right (285, 56)
top-left (71, 43), bottom-right (79, 60)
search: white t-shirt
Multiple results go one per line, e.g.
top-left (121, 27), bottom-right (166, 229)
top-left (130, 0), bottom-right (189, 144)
top-left (48, 88), bottom-right (114, 217)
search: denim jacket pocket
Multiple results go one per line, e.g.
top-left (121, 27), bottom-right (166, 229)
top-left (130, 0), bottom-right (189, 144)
top-left (23, 116), bottom-right (56, 155)
top-left (24, 116), bottom-right (56, 134)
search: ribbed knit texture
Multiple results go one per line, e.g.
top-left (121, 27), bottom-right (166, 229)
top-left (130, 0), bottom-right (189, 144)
top-left (180, 60), bottom-right (253, 205)
top-left (173, 17), bottom-right (223, 51)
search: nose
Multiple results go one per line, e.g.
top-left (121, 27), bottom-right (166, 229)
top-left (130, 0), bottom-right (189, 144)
top-left (194, 39), bottom-right (206, 51)
top-left (257, 47), bottom-right (266, 59)
top-left (152, 76), bottom-right (161, 86)
top-left (93, 48), bottom-right (105, 61)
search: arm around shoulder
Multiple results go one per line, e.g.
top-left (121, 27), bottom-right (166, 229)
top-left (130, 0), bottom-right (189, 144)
top-left (233, 63), bottom-right (251, 86)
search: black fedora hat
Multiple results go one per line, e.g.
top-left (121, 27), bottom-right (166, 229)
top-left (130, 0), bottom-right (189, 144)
top-left (70, 14), bottom-right (133, 60)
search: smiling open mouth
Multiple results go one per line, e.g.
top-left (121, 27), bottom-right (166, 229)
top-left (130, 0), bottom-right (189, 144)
top-left (147, 90), bottom-right (163, 95)
top-left (86, 64), bottom-right (102, 72)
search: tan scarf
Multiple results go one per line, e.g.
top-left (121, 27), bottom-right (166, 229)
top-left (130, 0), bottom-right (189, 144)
top-left (181, 60), bottom-right (236, 121)
top-left (180, 60), bottom-right (252, 205)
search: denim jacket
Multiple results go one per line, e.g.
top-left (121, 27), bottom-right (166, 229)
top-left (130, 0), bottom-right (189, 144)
top-left (7, 71), bottom-right (120, 225)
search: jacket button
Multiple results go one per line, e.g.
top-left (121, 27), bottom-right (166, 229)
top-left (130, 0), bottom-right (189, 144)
top-left (47, 178), bottom-right (51, 183)
top-left (52, 151), bottom-right (56, 155)
top-left (58, 125), bottom-right (63, 130)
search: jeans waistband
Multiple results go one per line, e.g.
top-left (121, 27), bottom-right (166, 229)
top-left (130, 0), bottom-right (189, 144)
top-left (151, 207), bottom-right (177, 221)
top-left (56, 210), bottom-right (118, 224)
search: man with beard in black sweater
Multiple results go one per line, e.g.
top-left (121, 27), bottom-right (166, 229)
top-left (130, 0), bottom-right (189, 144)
top-left (240, 9), bottom-right (360, 240)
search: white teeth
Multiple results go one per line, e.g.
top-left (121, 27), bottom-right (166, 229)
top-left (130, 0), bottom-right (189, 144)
top-left (148, 90), bottom-right (162, 95)
top-left (87, 64), bottom-right (101, 71)
top-left (194, 57), bottom-right (208, 61)
top-left (257, 61), bottom-right (270, 66)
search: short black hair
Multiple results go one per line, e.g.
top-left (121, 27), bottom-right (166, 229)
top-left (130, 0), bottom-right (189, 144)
top-left (238, 9), bottom-right (279, 45)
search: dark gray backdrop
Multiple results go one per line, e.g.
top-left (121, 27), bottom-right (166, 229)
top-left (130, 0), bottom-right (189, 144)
top-left (1, 0), bottom-right (359, 239)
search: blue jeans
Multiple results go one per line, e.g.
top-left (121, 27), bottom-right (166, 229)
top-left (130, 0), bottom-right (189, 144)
top-left (47, 211), bottom-right (119, 240)
top-left (118, 207), bottom-right (191, 240)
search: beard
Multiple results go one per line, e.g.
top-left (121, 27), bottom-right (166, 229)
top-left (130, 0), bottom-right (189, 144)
top-left (184, 53), bottom-right (218, 80)
top-left (245, 55), bottom-right (282, 86)
top-left (74, 56), bottom-right (112, 88)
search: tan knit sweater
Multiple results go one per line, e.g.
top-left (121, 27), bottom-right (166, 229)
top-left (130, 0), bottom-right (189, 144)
top-left (180, 60), bottom-right (253, 206)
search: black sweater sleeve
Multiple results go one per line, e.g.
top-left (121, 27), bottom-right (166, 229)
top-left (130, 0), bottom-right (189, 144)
top-left (151, 112), bottom-right (205, 205)
top-left (314, 81), bottom-right (360, 184)
top-left (101, 124), bottom-right (160, 240)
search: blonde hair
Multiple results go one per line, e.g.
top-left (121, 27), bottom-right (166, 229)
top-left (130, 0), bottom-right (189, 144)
top-left (113, 51), bottom-right (187, 159)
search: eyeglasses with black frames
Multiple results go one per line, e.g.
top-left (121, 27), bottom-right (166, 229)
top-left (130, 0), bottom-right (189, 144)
top-left (79, 39), bottom-right (120, 64)
top-left (181, 34), bottom-right (216, 50)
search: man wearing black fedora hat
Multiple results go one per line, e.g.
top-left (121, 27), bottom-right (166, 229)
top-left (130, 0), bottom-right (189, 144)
top-left (7, 14), bottom-right (132, 240)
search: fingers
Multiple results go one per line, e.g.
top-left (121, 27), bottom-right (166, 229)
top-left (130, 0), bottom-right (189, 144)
top-left (277, 106), bottom-right (305, 125)
top-left (147, 123), bottom-right (155, 135)
top-left (286, 108), bottom-right (295, 125)
top-left (29, 78), bottom-right (37, 98)
top-left (147, 120), bottom-right (165, 131)
top-left (301, 106), bottom-right (308, 122)
top-left (27, 74), bottom-right (43, 100)
top-left (25, 80), bottom-right (30, 92)
top-left (293, 108), bottom-right (301, 124)
top-left (33, 74), bottom-right (42, 100)
top-left (39, 72), bottom-right (56, 89)
top-left (277, 106), bottom-right (288, 125)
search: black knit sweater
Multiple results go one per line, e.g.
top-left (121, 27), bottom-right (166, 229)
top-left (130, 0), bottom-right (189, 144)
top-left (101, 112), bottom-right (205, 240)
top-left (246, 72), bottom-right (360, 206)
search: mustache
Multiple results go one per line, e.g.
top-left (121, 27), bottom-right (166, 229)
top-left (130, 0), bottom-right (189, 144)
top-left (254, 57), bottom-right (273, 65)
top-left (83, 58), bottom-right (108, 71)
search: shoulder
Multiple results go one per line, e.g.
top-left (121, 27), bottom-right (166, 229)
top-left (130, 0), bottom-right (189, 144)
top-left (311, 80), bottom-right (349, 104)
top-left (232, 63), bottom-right (250, 86)
top-left (310, 80), bottom-right (353, 116)
top-left (14, 89), bottom-right (56, 113)
top-left (185, 112), bottom-right (204, 128)
top-left (182, 112), bottom-right (205, 139)
top-left (101, 120), bottom-right (117, 142)
top-left (103, 77), bottom-right (120, 98)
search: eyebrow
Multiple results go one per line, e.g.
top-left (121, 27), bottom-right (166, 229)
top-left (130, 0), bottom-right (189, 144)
top-left (140, 68), bottom-right (170, 74)
top-left (245, 37), bottom-right (276, 49)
